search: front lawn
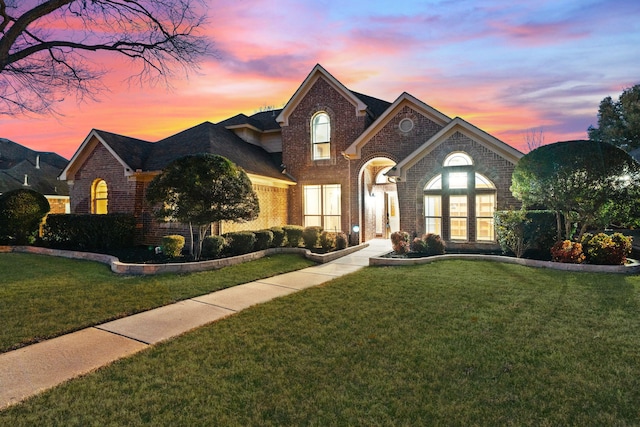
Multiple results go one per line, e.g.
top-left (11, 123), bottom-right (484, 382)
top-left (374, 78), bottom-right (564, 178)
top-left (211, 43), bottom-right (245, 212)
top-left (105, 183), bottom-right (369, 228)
top-left (2, 260), bottom-right (640, 425)
top-left (0, 253), bottom-right (315, 353)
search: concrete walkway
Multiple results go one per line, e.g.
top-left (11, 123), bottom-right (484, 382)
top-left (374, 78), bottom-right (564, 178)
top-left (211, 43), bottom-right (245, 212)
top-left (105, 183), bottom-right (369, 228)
top-left (0, 239), bottom-right (391, 410)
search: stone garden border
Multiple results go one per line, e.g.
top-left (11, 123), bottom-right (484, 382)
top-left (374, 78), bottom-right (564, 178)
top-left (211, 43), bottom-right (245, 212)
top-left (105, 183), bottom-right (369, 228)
top-left (0, 243), bottom-right (369, 275)
top-left (369, 252), bottom-right (640, 274)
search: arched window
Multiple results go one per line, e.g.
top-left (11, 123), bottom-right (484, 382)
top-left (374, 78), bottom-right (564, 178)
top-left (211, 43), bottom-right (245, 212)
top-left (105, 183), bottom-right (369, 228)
top-left (424, 153), bottom-right (496, 242)
top-left (92, 179), bottom-right (108, 214)
top-left (444, 152), bottom-right (473, 166)
top-left (311, 112), bottom-right (331, 160)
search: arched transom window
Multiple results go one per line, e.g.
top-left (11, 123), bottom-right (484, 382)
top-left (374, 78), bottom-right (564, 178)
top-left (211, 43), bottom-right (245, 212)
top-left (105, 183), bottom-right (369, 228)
top-left (311, 112), bottom-right (331, 160)
top-left (92, 179), bottom-right (108, 214)
top-left (424, 152), bottom-right (496, 242)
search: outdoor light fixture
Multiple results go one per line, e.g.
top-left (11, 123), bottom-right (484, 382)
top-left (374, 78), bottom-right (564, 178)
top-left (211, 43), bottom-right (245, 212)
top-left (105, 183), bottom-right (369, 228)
top-left (352, 225), bottom-right (360, 233)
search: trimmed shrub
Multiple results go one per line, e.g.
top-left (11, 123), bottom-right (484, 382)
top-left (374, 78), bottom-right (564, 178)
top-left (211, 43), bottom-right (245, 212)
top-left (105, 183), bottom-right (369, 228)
top-left (161, 235), bottom-right (185, 258)
top-left (335, 232), bottom-right (348, 250)
top-left (42, 214), bottom-right (135, 250)
top-left (424, 233), bottom-right (446, 255)
top-left (202, 235), bottom-right (225, 259)
top-left (302, 226), bottom-right (322, 249)
top-left (254, 229), bottom-right (274, 251)
top-left (410, 237), bottom-right (427, 253)
top-left (283, 225), bottom-right (304, 247)
top-left (319, 231), bottom-right (337, 252)
top-left (0, 189), bottom-right (50, 245)
top-left (495, 210), bottom-right (557, 259)
top-left (551, 240), bottom-right (585, 264)
top-left (391, 231), bottom-right (410, 254)
top-left (223, 231), bottom-right (256, 256)
top-left (270, 226), bottom-right (285, 247)
top-left (580, 232), bottom-right (632, 265)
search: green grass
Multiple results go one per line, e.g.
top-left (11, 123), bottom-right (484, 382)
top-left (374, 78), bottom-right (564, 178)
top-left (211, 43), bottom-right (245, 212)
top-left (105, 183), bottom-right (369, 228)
top-left (0, 253), bottom-right (315, 353)
top-left (2, 260), bottom-right (640, 425)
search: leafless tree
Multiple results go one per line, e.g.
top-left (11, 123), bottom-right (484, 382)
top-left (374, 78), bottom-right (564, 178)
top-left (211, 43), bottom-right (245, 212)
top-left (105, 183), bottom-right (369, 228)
top-left (523, 127), bottom-right (545, 152)
top-left (0, 0), bottom-right (212, 115)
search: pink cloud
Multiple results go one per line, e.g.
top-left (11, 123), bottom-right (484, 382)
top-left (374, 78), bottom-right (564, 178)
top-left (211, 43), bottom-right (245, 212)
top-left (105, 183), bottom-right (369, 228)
top-left (488, 20), bottom-right (590, 46)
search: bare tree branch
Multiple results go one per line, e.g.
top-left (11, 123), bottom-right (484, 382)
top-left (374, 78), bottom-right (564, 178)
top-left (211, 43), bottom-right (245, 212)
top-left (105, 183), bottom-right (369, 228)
top-left (0, 0), bottom-right (212, 115)
top-left (524, 127), bottom-right (545, 152)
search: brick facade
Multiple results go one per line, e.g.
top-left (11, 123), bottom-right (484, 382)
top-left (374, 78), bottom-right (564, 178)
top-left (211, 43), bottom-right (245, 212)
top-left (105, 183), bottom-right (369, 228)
top-left (69, 143), bottom-right (137, 214)
top-left (64, 65), bottom-right (523, 248)
top-left (398, 132), bottom-right (520, 246)
top-left (281, 78), bottom-right (372, 233)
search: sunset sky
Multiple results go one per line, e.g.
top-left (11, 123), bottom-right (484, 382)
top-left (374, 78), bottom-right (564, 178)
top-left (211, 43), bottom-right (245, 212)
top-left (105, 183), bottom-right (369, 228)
top-left (1, 0), bottom-right (639, 160)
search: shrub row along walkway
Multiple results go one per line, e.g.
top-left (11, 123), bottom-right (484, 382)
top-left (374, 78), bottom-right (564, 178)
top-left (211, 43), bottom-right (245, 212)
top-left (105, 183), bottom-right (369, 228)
top-left (0, 240), bottom-right (392, 409)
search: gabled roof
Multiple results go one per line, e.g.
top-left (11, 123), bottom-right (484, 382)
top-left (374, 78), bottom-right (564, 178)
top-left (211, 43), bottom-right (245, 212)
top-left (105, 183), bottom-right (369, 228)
top-left (276, 64), bottom-right (372, 126)
top-left (0, 138), bottom-right (69, 195)
top-left (147, 122), bottom-right (289, 181)
top-left (345, 92), bottom-right (451, 159)
top-left (219, 110), bottom-right (283, 132)
top-left (60, 129), bottom-right (150, 180)
top-left (389, 117), bottom-right (524, 181)
top-left (61, 123), bottom-right (294, 184)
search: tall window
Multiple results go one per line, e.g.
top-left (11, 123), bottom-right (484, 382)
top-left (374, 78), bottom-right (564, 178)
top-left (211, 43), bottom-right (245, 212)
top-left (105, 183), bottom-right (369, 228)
top-left (92, 179), bottom-right (108, 214)
top-left (449, 195), bottom-right (468, 240)
top-left (424, 152), bottom-right (496, 242)
top-left (424, 195), bottom-right (442, 235)
top-left (304, 184), bottom-right (341, 231)
top-left (476, 194), bottom-right (495, 241)
top-left (312, 112), bottom-right (331, 160)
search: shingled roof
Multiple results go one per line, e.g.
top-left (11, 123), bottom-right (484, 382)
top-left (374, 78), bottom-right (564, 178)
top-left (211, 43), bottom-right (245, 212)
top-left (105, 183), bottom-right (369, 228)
top-left (79, 121), bottom-right (289, 183)
top-left (219, 110), bottom-right (283, 131)
top-left (146, 122), bottom-right (287, 180)
top-left (351, 91), bottom-right (392, 119)
top-left (0, 138), bottom-right (69, 195)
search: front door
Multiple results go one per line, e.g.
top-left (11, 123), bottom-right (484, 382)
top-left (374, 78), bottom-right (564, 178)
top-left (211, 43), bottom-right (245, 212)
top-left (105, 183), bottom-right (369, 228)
top-left (387, 191), bottom-right (400, 236)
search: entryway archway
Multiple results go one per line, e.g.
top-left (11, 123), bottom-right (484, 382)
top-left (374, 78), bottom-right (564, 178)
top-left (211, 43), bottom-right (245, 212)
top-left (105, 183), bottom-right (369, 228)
top-left (358, 157), bottom-right (398, 242)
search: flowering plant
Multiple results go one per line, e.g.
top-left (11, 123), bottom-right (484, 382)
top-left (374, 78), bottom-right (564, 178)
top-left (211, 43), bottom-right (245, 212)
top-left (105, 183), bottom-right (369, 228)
top-left (390, 231), bottom-right (410, 254)
top-left (580, 232), bottom-right (632, 265)
top-left (551, 240), bottom-right (585, 263)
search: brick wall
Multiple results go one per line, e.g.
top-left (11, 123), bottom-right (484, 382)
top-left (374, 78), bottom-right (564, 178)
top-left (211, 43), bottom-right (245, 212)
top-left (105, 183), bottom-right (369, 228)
top-left (221, 184), bottom-right (289, 233)
top-left (281, 77), bottom-right (372, 233)
top-left (399, 131), bottom-right (520, 242)
top-left (69, 142), bottom-right (137, 215)
top-left (46, 196), bottom-right (69, 214)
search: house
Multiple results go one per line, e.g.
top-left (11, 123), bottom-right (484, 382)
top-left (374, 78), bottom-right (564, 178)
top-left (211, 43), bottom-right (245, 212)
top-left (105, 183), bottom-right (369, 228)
top-left (60, 64), bottom-right (523, 248)
top-left (0, 138), bottom-right (70, 213)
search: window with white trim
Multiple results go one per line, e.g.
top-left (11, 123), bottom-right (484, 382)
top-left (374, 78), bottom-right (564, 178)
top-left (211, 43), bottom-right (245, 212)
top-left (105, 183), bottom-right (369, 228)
top-left (304, 184), bottom-right (341, 231)
top-left (311, 112), bottom-right (331, 160)
top-left (424, 152), bottom-right (497, 242)
top-left (91, 179), bottom-right (108, 214)
top-left (424, 195), bottom-right (442, 235)
top-left (476, 193), bottom-right (496, 241)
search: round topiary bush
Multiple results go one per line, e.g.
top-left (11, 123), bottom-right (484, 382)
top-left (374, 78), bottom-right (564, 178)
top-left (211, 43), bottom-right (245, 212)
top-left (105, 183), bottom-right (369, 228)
top-left (0, 189), bottom-right (50, 245)
top-left (202, 235), bottom-right (225, 259)
top-left (161, 235), bottom-right (185, 258)
top-left (319, 231), bottom-right (337, 252)
top-left (302, 226), bottom-right (322, 249)
top-left (335, 232), bottom-right (348, 250)
top-left (270, 226), bottom-right (285, 247)
top-left (283, 225), bottom-right (304, 247)
top-left (253, 230), bottom-right (274, 251)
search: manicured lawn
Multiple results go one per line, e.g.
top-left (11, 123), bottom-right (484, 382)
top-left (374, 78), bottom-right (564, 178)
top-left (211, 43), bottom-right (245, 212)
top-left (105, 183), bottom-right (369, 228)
top-left (2, 260), bottom-right (640, 425)
top-left (0, 253), bottom-right (315, 353)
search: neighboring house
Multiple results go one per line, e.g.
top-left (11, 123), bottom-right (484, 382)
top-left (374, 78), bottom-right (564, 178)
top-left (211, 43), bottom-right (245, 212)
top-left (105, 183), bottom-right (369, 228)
top-left (0, 138), bottom-right (70, 213)
top-left (60, 64), bottom-right (523, 248)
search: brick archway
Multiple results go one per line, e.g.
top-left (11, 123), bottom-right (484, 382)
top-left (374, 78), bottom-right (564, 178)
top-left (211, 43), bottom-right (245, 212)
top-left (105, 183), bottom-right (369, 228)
top-left (357, 157), bottom-right (397, 242)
